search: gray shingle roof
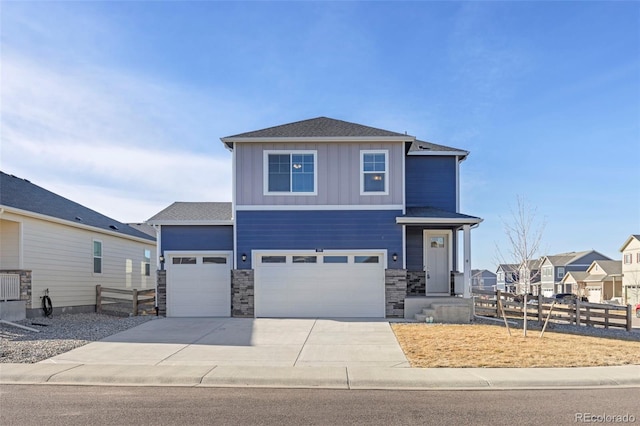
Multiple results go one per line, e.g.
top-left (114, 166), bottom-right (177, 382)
top-left (409, 140), bottom-right (468, 154)
top-left (147, 202), bottom-right (232, 222)
top-left (403, 206), bottom-right (481, 221)
top-left (223, 117), bottom-right (412, 139)
top-left (0, 171), bottom-right (154, 241)
top-left (543, 250), bottom-right (610, 266)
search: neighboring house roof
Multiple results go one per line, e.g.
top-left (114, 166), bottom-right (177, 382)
top-left (127, 223), bottom-right (157, 238)
top-left (541, 250), bottom-right (611, 267)
top-left (396, 206), bottom-right (482, 225)
top-left (620, 234), bottom-right (640, 252)
top-left (586, 260), bottom-right (622, 276)
top-left (0, 171), bottom-right (154, 241)
top-left (147, 202), bottom-right (233, 225)
top-left (562, 271), bottom-right (590, 283)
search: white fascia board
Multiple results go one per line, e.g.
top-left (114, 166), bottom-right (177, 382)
top-left (236, 204), bottom-right (404, 211)
top-left (221, 136), bottom-right (414, 144)
top-left (146, 220), bottom-right (234, 226)
top-left (395, 216), bottom-right (483, 225)
top-left (1, 205), bottom-right (156, 245)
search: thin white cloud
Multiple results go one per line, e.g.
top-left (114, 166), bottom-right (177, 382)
top-left (1, 51), bottom-right (233, 222)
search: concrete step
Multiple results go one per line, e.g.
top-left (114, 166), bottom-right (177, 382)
top-left (421, 308), bottom-right (436, 316)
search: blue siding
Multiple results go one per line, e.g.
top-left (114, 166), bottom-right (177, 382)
top-left (236, 210), bottom-right (403, 269)
top-left (405, 156), bottom-right (456, 211)
top-left (406, 227), bottom-right (424, 271)
top-left (161, 225), bottom-right (233, 254)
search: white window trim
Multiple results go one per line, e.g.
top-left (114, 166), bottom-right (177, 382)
top-left (263, 150), bottom-right (318, 196)
top-left (93, 239), bottom-right (103, 275)
top-left (360, 149), bottom-right (389, 196)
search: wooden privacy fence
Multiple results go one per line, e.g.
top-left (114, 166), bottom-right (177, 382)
top-left (96, 285), bottom-right (155, 316)
top-left (473, 289), bottom-right (633, 332)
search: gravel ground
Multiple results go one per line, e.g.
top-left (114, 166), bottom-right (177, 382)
top-left (0, 313), bottom-right (155, 363)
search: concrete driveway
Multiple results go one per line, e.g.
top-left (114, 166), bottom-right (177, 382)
top-left (41, 318), bottom-right (410, 368)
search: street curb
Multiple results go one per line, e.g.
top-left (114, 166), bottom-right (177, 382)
top-left (2, 364), bottom-right (639, 390)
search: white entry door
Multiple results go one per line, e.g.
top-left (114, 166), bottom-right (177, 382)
top-left (166, 251), bottom-right (231, 317)
top-left (424, 231), bottom-right (452, 294)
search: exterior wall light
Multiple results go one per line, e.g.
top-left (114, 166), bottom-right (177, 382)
top-left (392, 253), bottom-right (398, 262)
top-left (241, 253), bottom-right (247, 262)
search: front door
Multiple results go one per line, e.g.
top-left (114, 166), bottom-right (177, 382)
top-left (424, 231), bottom-right (451, 294)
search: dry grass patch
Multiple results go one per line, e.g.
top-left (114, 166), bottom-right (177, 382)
top-left (391, 323), bottom-right (640, 368)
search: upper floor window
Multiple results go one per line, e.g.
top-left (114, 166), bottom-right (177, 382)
top-left (360, 150), bottom-right (388, 195)
top-left (93, 240), bottom-right (102, 274)
top-left (624, 254), bottom-right (632, 264)
top-left (557, 267), bottom-right (565, 279)
top-left (264, 151), bottom-right (316, 194)
top-left (637, 253), bottom-right (640, 263)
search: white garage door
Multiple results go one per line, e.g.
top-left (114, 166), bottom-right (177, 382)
top-left (254, 251), bottom-right (385, 318)
top-left (166, 251), bottom-right (231, 317)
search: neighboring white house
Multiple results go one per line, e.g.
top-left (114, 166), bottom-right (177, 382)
top-left (620, 234), bottom-right (640, 306)
top-left (580, 260), bottom-right (622, 303)
top-left (0, 172), bottom-right (156, 318)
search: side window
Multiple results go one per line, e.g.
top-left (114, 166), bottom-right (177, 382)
top-left (93, 240), bottom-right (102, 274)
top-left (361, 150), bottom-right (388, 194)
top-left (143, 249), bottom-right (151, 276)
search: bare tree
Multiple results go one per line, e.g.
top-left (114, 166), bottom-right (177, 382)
top-left (495, 196), bottom-right (546, 336)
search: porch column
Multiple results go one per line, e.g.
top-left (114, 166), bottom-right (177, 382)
top-left (463, 224), bottom-right (471, 298)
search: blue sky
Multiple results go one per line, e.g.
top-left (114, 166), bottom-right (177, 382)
top-left (1, 1), bottom-right (638, 270)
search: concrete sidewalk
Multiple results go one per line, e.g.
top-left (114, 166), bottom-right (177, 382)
top-left (1, 318), bottom-right (639, 390)
top-left (2, 363), bottom-right (639, 389)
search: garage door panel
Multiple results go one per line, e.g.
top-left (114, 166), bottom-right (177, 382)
top-left (255, 252), bottom-right (385, 318)
top-left (167, 253), bottom-right (231, 317)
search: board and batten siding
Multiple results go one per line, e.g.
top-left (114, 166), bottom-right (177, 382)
top-left (235, 142), bottom-right (404, 206)
top-left (405, 156), bottom-right (457, 210)
top-left (2, 212), bottom-right (156, 310)
top-left (235, 209), bottom-right (403, 270)
top-left (161, 225), bottom-right (233, 255)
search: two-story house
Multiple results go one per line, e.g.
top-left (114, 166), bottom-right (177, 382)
top-left (539, 250), bottom-right (612, 296)
top-left (148, 117), bottom-right (482, 319)
top-left (496, 264), bottom-right (518, 292)
top-left (471, 269), bottom-right (497, 291)
top-left (620, 234), bottom-right (640, 306)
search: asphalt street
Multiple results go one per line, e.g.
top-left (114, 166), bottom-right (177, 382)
top-left (2, 385), bottom-right (639, 426)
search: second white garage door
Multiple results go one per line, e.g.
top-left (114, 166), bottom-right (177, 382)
top-left (166, 251), bottom-right (231, 317)
top-left (254, 251), bottom-right (386, 318)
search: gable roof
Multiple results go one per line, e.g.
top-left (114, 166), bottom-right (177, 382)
top-left (620, 234), bottom-right (640, 252)
top-left (586, 260), bottom-right (622, 276)
top-left (0, 171), bottom-right (154, 242)
top-left (147, 202), bottom-right (233, 225)
top-left (223, 117), bottom-right (411, 140)
top-left (541, 250), bottom-right (610, 267)
top-left (561, 271), bottom-right (590, 283)
top-left (407, 140), bottom-right (469, 159)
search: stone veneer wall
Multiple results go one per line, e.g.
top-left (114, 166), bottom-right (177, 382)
top-left (407, 271), bottom-right (426, 296)
top-left (385, 269), bottom-right (407, 318)
top-left (156, 269), bottom-right (166, 316)
top-left (232, 269), bottom-right (254, 317)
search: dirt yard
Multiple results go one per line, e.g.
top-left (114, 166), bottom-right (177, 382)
top-left (391, 323), bottom-right (640, 368)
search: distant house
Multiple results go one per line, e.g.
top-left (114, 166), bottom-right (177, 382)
top-left (495, 260), bottom-right (540, 294)
top-left (562, 260), bottom-right (622, 303)
top-left (496, 264), bottom-right (518, 292)
top-left (539, 250), bottom-right (612, 297)
top-left (0, 172), bottom-right (156, 319)
top-left (620, 235), bottom-right (640, 306)
top-left (471, 269), bottom-right (497, 290)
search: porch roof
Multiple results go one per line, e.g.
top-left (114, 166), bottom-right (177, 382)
top-left (396, 206), bottom-right (483, 226)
